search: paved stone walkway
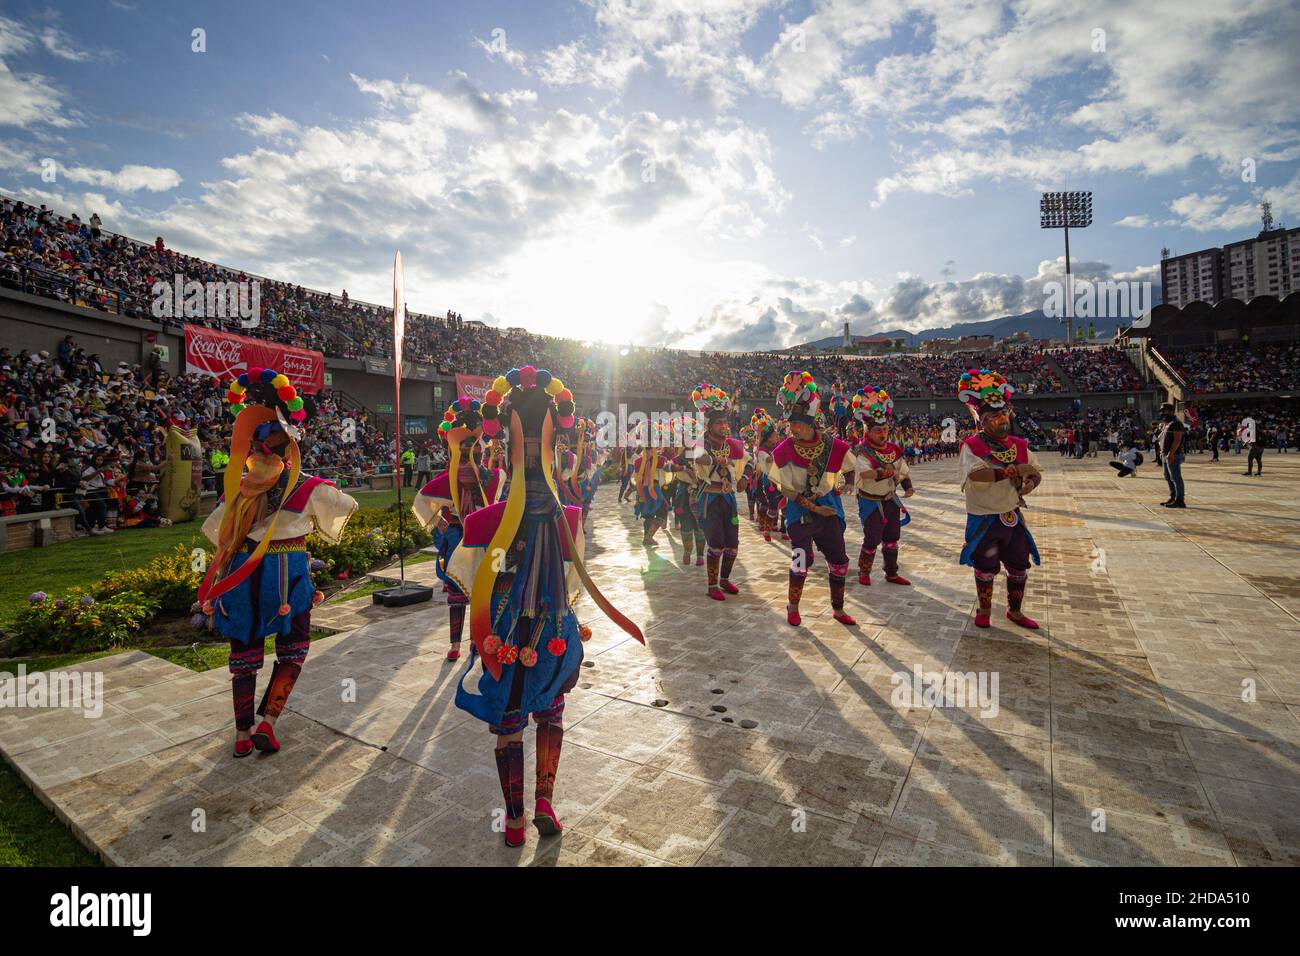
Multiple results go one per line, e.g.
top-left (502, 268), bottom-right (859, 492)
top-left (2, 453), bottom-right (1298, 865)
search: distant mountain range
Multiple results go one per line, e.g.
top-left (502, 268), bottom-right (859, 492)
top-left (791, 304), bottom-right (1157, 352)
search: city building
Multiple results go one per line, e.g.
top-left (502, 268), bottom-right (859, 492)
top-left (1160, 221), bottom-right (1299, 308)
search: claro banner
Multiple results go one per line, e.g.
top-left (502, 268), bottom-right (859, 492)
top-left (184, 325), bottom-right (325, 394)
top-left (454, 373), bottom-right (494, 404)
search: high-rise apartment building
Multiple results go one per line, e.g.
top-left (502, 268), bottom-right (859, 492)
top-left (1160, 226), bottom-right (1300, 308)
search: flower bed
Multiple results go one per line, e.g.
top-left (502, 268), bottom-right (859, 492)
top-left (6, 504), bottom-right (431, 655)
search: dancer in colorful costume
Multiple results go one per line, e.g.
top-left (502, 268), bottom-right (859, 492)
top-left (956, 369), bottom-right (1043, 629)
top-left (749, 408), bottom-right (784, 543)
top-left (683, 384), bottom-right (746, 600)
top-left (666, 416), bottom-right (706, 567)
top-left (556, 417), bottom-right (587, 510)
top-left (616, 442), bottom-right (636, 503)
top-left (768, 371), bottom-right (857, 627)
top-left (738, 424), bottom-right (758, 521)
top-left (578, 418), bottom-right (602, 522)
top-left (412, 396), bottom-right (507, 661)
top-left (446, 365), bottom-right (644, 847)
top-left (632, 423), bottom-right (670, 546)
top-left (850, 386), bottom-right (914, 586)
top-left (199, 368), bottom-right (358, 758)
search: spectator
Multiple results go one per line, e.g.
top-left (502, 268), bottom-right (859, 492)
top-left (1158, 403), bottom-right (1186, 508)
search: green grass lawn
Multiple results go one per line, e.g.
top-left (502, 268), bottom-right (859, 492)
top-left (0, 487), bottom-right (419, 629)
top-left (0, 761), bottom-right (101, 866)
top-left (0, 524), bottom-right (208, 628)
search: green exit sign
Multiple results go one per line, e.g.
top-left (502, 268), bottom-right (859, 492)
top-left (377, 403), bottom-right (394, 413)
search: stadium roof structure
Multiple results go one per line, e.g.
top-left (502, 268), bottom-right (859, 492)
top-left (1121, 291), bottom-right (1300, 349)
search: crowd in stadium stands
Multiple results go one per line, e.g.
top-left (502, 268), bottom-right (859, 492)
top-left (1189, 400), bottom-right (1296, 453)
top-left (1169, 343), bottom-right (1300, 395)
top-left (1050, 346), bottom-right (1144, 392)
top-left (0, 335), bottom-right (392, 532)
top-left (3, 195), bottom-right (1164, 401)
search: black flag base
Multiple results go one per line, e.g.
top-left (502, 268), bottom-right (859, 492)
top-left (373, 582), bottom-right (435, 607)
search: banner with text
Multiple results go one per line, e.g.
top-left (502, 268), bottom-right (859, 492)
top-left (184, 325), bottom-right (325, 394)
top-left (454, 373), bottom-right (494, 405)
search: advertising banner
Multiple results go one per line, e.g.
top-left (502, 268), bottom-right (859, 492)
top-left (454, 373), bottom-right (494, 404)
top-left (184, 325), bottom-right (325, 393)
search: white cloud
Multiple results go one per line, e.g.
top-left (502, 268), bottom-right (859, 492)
top-left (61, 163), bottom-right (182, 193)
top-left (0, 17), bottom-right (75, 128)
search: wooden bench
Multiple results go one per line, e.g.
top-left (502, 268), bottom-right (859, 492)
top-left (369, 472), bottom-right (397, 491)
top-left (0, 509), bottom-right (79, 552)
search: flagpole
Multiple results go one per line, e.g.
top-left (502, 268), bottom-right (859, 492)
top-left (373, 250), bottom-right (432, 608)
top-left (393, 251), bottom-right (406, 589)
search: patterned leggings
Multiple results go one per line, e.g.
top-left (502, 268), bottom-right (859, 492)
top-left (227, 609), bottom-right (311, 731)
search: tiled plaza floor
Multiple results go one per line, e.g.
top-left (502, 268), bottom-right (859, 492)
top-left (3, 451), bottom-right (1298, 866)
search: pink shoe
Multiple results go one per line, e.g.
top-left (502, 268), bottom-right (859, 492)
top-left (696, 556), bottom-right (704, 567)
top-left (787, 608), bottom-right (801, 626)
top-left (708, 588), bottom-right (726, 601)
top-left (234, 737), bottom-right (253, 758)
top-left (885, 574), bottom-right (911, 586)
top-left (504, 823), bottom-right (527, 848)
top-left (1007, 611), bottom-right (1040, 629)
top-left (533, 798), bottom-right (563, 837)
top-left (446, 645), bottom-right (461, 661)
top-left (720, 581), bottom-right (739, 595)
top-left (858, 573), bottom-right (871, 586)
top-left (833, 610), bottom-right (856, 626)
top-left (763, 533), bottom-right (772, 542)
top-left (974, 612), bottom-right (991, 628)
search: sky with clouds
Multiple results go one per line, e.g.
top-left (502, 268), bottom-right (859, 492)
top-left (1, 0), bottom-right (1298, 349)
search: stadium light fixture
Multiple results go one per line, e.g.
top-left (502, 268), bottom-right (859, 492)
top-left (1040, 190), bottom-right (1093, 344)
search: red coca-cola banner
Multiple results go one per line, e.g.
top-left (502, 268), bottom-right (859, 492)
top-left (184, 324), bottom-right (325, 394)
top-left (454, 373), bottom-right (494, 404)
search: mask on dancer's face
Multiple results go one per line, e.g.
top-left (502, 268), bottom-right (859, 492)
top-left (983, 410), bottom-right (1010, 438)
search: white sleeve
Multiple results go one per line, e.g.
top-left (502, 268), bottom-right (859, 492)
top-left (201, 501), bottom-right (224, 545)
top-left (309, 482), bottom-right (359, 544)
top-left (956, 444), bottom-right (985, 491)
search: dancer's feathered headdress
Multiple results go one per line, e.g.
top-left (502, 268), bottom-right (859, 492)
top-left (852, 386), bottom-right (894, 427)
top-left (776, 371), bottom-right (822, 424)
top-left (691, 383), bottom-right (733, 422)
top-left (956, 368), bottom-right (1014, 424)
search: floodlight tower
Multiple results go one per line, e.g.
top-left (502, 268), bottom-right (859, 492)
top-left (1040, 191), bottom-right (1093, 343)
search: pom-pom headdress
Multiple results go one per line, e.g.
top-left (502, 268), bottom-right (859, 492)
top-left (225, 367), bottom-right (310, 444)
top-left (852, 386), bottom-right (894, 427)
top-left (776, 371), bottom-right (822, 425)
top-left (749, 407), bottom-right (777, 445)
top-left (956, 368), bottom-right (1014, 424)
top-left (691, 383), bottom-right (733, 423)
top-left (438, 396), bottom-right (484, 444)
top-left (439, 396), bottom-right (488, 520)
top-left (469, 365), bottom-right (642, 680)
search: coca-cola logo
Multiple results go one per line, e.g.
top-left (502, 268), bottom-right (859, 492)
top-left (188, 334), bottom-right (245, 364)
